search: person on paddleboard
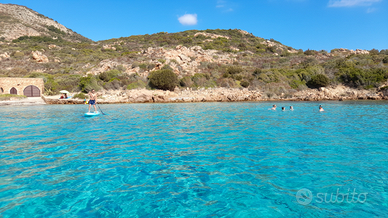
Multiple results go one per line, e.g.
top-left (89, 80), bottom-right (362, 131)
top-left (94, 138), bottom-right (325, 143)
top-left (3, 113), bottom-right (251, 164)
top-left (88, 89), bottom-right (98, 113)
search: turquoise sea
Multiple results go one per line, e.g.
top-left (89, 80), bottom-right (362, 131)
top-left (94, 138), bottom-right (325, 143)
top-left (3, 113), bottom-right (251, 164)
top-left (1, 101), bottom-right (387, 217)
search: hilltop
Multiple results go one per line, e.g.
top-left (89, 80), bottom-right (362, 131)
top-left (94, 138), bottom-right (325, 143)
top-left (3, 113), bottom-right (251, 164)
top-left (0, 3), bottom-right (90, 42)
top-left (0, 3), bottom-right (387, 100)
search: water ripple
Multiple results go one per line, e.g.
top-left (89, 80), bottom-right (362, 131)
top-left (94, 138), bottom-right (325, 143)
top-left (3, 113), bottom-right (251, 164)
top-left (0, 102), bottom-right (388, 217)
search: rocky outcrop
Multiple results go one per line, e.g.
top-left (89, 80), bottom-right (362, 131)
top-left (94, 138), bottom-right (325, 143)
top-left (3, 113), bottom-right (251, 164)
top-left (293, 85), bottom-right (384, 101)
top-left (41, 84), bottom-right (388, 105)
top-left (331, 48), bottom-right (370, 57)
top-left (31, 51), bottom-right (49, 63)
top-left (194, 32), bottom-right (230, 39)
top-left (0, 52), bottom-right (10, 61)
top-left (86, 45), bottom-right (236, 77)
top-left (142, 45), bottom-right (236, 76)
top-left (260, 40), bottom-right (298, 54)
top-left (100, 87), bottom-right (262, 103)
top-left (43, 88), bottom-right (262, 104)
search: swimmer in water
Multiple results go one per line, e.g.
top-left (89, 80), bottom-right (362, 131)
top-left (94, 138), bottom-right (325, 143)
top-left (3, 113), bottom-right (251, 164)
top-left (282, 107), bottom-right (285, 111)
top-left (270, 105), bottom-right (277, 110)
top-left (319, 105), bottom-right (324, 112)
top-left (290, 106), bottom-right (294, 111)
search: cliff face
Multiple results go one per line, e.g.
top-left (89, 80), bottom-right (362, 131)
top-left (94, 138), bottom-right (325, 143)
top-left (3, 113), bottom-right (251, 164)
top-left (0, 3), bottom-right (90, 42)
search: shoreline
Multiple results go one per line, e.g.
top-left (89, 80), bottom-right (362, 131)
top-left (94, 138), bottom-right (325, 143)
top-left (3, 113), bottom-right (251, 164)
top-left (1, 86), bottom-right (387, 106)
top-left (1, 97), bottom-right (387, 107)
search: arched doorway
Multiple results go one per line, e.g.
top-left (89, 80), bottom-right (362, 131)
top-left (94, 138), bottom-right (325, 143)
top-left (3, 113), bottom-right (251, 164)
top-left (10, 87), bottom-right (17, 95)
top-left (23, 85), bottom-right (40, 97)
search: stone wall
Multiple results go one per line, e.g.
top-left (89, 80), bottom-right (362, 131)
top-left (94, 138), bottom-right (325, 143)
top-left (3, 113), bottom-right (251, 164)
top-left (0, 78), bottom-right (44, 96)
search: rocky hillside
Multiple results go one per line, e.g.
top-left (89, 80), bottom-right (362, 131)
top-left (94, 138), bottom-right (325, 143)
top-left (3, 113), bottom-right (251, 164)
top-left (0, 4), bottom-right (387, 99)
top-left (0, 3), bottom-right (90, 42)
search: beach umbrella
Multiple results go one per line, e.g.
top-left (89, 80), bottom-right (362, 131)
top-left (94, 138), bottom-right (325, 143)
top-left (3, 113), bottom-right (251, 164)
top-left (60, 90), bottom-right (70, 94)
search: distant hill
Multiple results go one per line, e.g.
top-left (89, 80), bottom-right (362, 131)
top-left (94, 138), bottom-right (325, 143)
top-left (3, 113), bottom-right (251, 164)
top-left (100, 29), bottom-right (298, 55)
top-left (0, 3), bottom-right (91, 42)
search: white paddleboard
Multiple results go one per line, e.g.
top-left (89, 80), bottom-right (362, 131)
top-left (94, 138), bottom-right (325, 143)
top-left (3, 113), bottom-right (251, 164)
top-left (84, 111), bottom-right (100, 117)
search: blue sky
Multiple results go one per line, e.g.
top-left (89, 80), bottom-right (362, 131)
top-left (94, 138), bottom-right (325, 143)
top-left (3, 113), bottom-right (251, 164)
top-left (1, 0), bottom-right (387, 51)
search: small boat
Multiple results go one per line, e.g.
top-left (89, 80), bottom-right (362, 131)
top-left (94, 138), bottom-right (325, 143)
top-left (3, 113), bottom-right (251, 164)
top-left (84, 111), bottom-right (100, 117)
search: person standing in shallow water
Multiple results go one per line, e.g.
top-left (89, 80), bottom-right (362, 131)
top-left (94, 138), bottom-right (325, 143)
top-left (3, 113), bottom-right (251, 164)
top-left (319, 105), bottom-right (324, 112)
top-left (290, 106), bottom-right (294, 111)
top-left (282, 107), bottom-right (285, 111)
top-left (88, 89), bottom-right (98, 113)
top-left (270, 105), bottom-right (277, 110)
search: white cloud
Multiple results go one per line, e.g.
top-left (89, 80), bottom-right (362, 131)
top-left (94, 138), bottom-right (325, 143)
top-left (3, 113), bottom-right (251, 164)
top-left (217, 0), bottom-right (225, 7)
top-left (178, 14), bottom-right (198, 26)
top-left (366, 7), bottom-right (377, 12)
top-left (216, 0), bottom-right (235, 12)
top-left (328, 0), bottom-right (382, 7)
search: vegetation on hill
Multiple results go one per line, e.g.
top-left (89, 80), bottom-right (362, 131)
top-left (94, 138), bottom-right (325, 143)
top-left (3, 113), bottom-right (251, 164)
top-left (0, 27), bottom-right (387, 97)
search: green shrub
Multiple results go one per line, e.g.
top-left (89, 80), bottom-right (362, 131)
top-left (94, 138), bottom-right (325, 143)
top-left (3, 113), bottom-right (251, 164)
top-left (240, 80), bottom-right (250, 88)
top-left (47, 25), bottom-right (65, 35)
top-left (266, 46), bottom-right (277, 53)
top-left (383, 56), bottom-right (388, 64)
top-left (99, 69), bottom-right (120, 82)
top-left (12, 51), bottom-right (24, 58)
top-left (127, 80), bottom-right (146, 90)
top-left (56, 75), bottom-right (81, 92)
top-left (226, 66), bottom-right (243, 75)
top-left (369, 49), bottom-right (379, 55)
top-left (304, 49), bottom-right (316, 56)
top-left (252, 68), bottom-right (262, 77)
top-left (148, 69), bottom-right (178, 91)
top-left (290, 79), bottom-right (306, 89)
top-left (73, 93), bottom-right (87, 99)
top-left (161, 65), bottom-right (173, 71)
top-left (338, 67), bottom-right (388, 88)
top-left (0, 94), bottom-right (27, 101)
top-left (234, 75), bottom-right (243, 81)
top-left (139, 63), bottom-right (147, 70)
top-left (180, 76), bottom-right (194, 87)
top-left (103, 80), bottom-right (121, 90)
top-left (306, 74), bottom-right (330, 88)
top-left (192, 73), bottom-right (210, 87)
top-left (79, 75), bottom-right (101, 92)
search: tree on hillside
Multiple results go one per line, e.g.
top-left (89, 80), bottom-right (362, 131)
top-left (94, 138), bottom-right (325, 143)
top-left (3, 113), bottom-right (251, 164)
top-left (148, 69), bottom-right (178, 91)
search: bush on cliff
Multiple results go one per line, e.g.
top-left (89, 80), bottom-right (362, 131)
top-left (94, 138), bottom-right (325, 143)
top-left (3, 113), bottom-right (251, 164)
top-left (240, 80), bottom-right (250, 88)
top-left (306, 74), bottom-right (330, 89)
top-left (383, 56), bottom-right (388, 64)
top-left (127, 80), bottom-right (146, 90)
top-left (79, 75), bottom-right (101, 92)
top-left (180, 76), bottom-right (194, 87)
top-left (99, 69), bottom-right (121, 82)
top-left (148, 69), bottom-right (178, 91)
top-left (338, 67), bottom-right (388, 89)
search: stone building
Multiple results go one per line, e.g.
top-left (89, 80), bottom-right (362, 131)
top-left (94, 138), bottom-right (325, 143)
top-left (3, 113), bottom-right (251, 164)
top-left (0, 78), bottom-right (44, 97)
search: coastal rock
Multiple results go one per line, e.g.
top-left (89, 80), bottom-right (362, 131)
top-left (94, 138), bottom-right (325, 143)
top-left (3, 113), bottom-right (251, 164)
top-left (0, 52), bottom-right (10, 58)
top-left (31, 51), bottom-right (49, 63)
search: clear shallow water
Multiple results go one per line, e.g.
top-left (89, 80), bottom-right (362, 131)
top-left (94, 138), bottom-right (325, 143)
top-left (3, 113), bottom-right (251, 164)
top-left (0, 101), bottom-right (388, 217)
